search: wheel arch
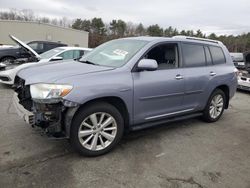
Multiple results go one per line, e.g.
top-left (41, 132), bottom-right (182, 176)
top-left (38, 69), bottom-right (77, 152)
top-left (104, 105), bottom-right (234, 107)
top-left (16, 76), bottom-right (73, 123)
top-left (64, 96), bottom-right (130, 137)
top-left (213, 84), bottom-right (230, 109)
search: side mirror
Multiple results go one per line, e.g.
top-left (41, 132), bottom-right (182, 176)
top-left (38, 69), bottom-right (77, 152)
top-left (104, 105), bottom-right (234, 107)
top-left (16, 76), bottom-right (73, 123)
top-left (137, 59), bottom-right (158, 71)
top-left (50, 56), bottom-right (63, 61)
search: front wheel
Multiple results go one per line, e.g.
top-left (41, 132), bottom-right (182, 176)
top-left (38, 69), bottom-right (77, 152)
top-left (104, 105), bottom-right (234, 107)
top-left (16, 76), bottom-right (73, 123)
top-left (203, 89), bottom-right (226, 122)
top-left (70, 102), bottom-right (124, 156)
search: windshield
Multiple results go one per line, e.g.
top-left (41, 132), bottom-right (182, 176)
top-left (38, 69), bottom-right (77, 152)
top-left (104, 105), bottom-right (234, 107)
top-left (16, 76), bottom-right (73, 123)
top-left (40, 48), bottom-right (65, 59)
top-left (79, 39), bottom-right (148, 67)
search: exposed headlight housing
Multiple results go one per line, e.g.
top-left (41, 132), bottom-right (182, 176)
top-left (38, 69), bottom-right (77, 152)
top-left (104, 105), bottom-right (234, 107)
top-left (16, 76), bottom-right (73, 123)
top-left (30, 83), bottom-right (73, 103)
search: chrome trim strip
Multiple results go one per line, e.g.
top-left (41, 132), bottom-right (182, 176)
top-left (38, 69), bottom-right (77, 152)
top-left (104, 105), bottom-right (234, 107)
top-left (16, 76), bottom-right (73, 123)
top-left (185, 90), bottom-right (203, 95)
top-left (139, 92), bottom-right (184, 100)
top-left (145, 108), bottom-right (194, 120)
top-left (139, 90), bottom-right (203, 101)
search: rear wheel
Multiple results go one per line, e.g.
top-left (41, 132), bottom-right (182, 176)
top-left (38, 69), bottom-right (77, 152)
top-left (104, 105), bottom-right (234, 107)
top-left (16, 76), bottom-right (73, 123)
top-left (203, 89), bottom-right (226, 122)
top-left (70, 102), bottom-right (124, 156)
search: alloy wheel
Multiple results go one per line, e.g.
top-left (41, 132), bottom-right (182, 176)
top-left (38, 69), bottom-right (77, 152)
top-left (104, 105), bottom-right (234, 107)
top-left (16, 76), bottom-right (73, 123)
top-left (209, 94), bottom-right (224, 119)
top-left (78, 112), bottom-right (117, 151)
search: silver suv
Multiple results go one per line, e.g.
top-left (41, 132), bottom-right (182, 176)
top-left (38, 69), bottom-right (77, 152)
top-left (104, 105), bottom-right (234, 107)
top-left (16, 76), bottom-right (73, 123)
top-left (14, 36), bottom-right (238, 156)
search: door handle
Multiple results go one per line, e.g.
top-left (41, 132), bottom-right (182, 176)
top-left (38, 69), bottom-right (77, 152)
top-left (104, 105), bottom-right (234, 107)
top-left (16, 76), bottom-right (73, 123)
top-left (175, 74), bottom-right (183, 80)
top-left (210, 72), bottom-right (216, 76)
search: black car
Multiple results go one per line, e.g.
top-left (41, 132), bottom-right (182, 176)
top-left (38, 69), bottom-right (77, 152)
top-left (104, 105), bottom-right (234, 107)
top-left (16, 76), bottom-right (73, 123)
top-left (0, 35), bottom-right (67, 64)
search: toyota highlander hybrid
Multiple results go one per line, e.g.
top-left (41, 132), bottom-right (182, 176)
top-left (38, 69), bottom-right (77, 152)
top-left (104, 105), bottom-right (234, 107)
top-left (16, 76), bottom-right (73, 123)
top-left (13, 36), bottom-right (237, 156)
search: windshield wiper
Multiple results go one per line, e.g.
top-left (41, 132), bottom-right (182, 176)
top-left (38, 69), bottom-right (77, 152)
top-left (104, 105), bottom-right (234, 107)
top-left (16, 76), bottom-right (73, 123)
top-left (78, 60), bottom-right (99, 66)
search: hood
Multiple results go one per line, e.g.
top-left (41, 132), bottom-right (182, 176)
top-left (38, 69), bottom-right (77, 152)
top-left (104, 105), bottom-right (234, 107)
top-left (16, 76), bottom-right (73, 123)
top-left (9, 35), bottom-right (41, 59)
top-left (18, 60), bottom-right (114, 85)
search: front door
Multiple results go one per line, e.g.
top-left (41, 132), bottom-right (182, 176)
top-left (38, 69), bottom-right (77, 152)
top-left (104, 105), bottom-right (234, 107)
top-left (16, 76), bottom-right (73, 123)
top-left (132, 42), bottom-right (186, 124)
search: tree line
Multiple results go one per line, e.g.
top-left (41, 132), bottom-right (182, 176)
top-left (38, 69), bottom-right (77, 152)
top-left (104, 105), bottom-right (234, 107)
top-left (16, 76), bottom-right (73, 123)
top-left (72, 18), bottom-right (250, 52)
top-left (1, 9), bottom-right (250, 52)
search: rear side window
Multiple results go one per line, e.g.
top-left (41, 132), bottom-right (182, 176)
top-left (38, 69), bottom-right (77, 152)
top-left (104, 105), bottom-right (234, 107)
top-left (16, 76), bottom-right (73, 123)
top-left (209, 46), bottom-right (226, 64)
top-left (182, 43), bottom-right (206, 67)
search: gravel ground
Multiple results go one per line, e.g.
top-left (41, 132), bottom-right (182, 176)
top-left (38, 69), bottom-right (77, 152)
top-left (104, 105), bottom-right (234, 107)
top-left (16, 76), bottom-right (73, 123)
top-left (0, 83), bottom-right (249, 188)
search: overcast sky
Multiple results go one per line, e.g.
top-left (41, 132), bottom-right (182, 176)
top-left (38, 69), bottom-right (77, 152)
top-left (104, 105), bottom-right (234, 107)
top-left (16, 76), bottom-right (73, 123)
top-left (1, 0), bottom-right (250, 35)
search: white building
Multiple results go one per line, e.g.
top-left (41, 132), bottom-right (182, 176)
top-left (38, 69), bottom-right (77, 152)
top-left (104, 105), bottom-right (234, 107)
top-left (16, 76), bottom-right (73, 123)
top-left (0, 20), bottom-right (89, 47)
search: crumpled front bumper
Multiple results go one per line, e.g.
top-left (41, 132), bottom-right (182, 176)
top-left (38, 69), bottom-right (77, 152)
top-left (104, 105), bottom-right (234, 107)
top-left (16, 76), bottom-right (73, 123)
top-left (13, 91), bottom-right (79, 138)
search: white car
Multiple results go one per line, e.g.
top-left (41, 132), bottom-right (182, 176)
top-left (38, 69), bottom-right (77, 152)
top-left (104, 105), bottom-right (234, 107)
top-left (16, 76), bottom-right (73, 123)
top-left (238, 71), bottom-right (250, 91)
top-left (0, 37), bottom-right (91, 85)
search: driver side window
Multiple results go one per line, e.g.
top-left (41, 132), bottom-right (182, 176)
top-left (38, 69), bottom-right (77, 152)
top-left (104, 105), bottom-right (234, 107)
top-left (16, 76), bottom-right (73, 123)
top-left (144, 43), bottom-right (179, 70)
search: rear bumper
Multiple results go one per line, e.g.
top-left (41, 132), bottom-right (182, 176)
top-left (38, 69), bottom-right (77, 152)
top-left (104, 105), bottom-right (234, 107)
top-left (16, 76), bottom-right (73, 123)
top-left (13, 93), bottom-right (34, 124)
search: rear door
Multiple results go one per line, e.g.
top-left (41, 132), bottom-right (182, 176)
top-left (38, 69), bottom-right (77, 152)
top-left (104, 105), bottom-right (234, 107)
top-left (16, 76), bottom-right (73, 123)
top-left (181, 43), bottom-right (212, 110)
top-left (132, 42), bottom-right (186, 124)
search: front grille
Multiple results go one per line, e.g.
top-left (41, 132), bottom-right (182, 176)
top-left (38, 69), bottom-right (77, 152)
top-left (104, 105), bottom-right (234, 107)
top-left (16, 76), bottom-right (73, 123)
top-left (0, 76), bottom-right (10, 81)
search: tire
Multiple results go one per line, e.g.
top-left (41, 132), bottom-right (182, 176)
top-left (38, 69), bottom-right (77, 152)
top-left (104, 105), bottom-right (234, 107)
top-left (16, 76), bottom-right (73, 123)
top-left (0, 57), bottom-right (15, 65)
top-left (202, 89), bottom-right (226, 123)
top-left (70, 102), bottom-right (124, 156)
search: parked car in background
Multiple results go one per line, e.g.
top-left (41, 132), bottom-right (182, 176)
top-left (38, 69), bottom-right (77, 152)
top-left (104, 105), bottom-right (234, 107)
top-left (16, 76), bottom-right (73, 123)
top-left (0, 45), bottom-right (92, 85)
top-left (230, 52), bottom-right (245, 69)
top-left (244, 51), bottom-right (250, 72)
top-left (237, 51), bottom-right (250, 91)
top-left (0, 35), bottom-right (67, 64)
top-left (14, 36), bottom-right (237, 156)
top-left (238, 70), bottom-right (250, 91)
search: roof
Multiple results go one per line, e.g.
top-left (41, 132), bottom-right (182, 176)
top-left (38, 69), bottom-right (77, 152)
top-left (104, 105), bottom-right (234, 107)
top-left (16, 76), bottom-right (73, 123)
top-left (124, 36), bottom-right (223, 46)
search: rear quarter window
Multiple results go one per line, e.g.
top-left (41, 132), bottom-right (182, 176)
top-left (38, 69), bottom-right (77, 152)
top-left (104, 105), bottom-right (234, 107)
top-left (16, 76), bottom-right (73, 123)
top-left (182, 43), bottom-right (206, 67)
top-left (209, 46), bottom-right (226, 64)
top-left (204, 46), bottom-right (212, 65)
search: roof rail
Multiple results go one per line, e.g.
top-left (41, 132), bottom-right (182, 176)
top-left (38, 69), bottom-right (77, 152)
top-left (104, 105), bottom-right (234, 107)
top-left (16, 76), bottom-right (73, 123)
top-left (172, 35), bottom-right (222, 44)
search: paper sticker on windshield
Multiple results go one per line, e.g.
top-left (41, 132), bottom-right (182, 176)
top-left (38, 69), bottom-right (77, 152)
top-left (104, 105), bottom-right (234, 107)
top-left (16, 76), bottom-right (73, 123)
top-left (113, 49), bottom-right (128, 57)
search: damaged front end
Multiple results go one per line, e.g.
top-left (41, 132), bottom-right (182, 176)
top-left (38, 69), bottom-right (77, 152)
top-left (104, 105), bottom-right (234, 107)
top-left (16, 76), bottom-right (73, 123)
top-left (14, 76), bottom-right (79, 138)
